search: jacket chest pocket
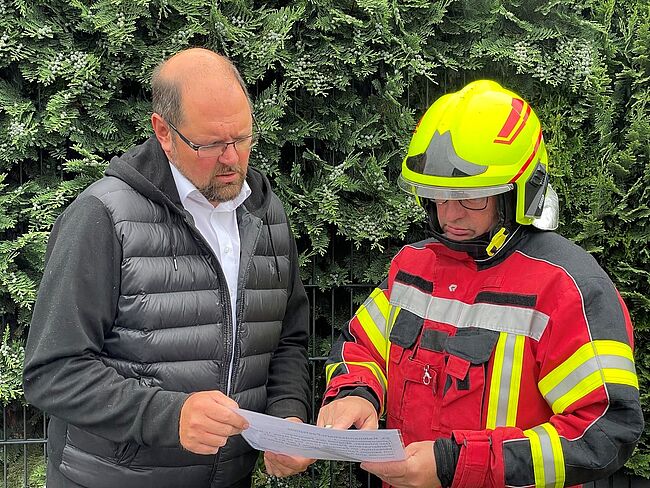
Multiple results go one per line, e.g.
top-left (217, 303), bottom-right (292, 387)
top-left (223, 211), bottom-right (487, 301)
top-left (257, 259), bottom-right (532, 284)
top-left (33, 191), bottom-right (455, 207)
top-left (439, 328), bottom-right (499, 434)
top-left (386, 309), bottom-right (450, 440)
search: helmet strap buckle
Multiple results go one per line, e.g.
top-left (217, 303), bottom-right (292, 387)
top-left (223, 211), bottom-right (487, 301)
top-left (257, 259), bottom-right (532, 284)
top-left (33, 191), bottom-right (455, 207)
top-left (486, 227), bottom-right (509, 257)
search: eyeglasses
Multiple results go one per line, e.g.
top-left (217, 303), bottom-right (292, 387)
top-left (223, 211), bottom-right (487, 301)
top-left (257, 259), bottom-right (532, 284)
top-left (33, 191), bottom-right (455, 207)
top-left (432, 197), bottom-right (489, 210)
top-left (166, 120), bottom-right (258, 158)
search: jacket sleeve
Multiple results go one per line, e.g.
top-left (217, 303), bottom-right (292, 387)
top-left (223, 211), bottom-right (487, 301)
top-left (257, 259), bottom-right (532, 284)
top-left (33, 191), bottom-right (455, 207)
top-left (265, 225), bottom-right (311, 422)
top-left (23, 195), bottom-right (188, 448)
top-left (322, 279), bottom-right (390, 414)
top-left (444, 275), bottom-right (643, 488)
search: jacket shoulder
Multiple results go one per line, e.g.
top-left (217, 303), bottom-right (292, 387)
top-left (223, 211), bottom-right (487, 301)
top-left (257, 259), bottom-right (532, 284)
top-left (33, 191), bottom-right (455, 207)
top-left (75, 176), bottom-right (137, 204)
top-left (77, 176), bottom-right (155, 219)
top-left (517, 231), bottom-right (609, 281)
top-left (392, 237), bottom-right (439, 260)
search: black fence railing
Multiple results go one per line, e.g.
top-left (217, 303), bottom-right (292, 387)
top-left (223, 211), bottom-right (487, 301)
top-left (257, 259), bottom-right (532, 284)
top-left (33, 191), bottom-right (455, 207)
top-left (2, 278), bottom-right (647, 487)
top-left (1, 405), bottom-right (47, 488)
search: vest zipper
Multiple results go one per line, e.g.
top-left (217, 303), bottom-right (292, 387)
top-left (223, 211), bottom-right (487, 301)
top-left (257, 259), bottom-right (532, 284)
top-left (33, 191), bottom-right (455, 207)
top-left (210, 216), bottom-right (262, 484)
top-left (164, 205), bottom-right (178, 271)
top-left (227, 218), bottom-right (263, 395)
top-left (179, 212), bottom-right (233, 392)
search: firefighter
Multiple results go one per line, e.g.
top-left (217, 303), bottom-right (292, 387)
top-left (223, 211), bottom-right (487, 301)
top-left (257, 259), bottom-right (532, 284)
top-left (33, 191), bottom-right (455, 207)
top-left (318, 80), bottom-right (643, 488)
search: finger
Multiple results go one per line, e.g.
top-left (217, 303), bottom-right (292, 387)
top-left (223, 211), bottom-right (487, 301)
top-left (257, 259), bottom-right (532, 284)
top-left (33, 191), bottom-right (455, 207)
top-left (266, 460), bottom-right (294, 478)
top-left (267, 461), bottom-right (305, 478)
top-left (196, 431), bottom-right (229, 448)
top-left (360, 461), bottom-right (379, 475)
top-left (191, 406), bottom-right (248, 435)
top-left (184, 441), bottom-right (221, 455)
top-left (316, 409), bottom-right (329, 427)
top-left (183, 428), bottom-right (229, 448)
top-left (203, 404), bottom-right (249, 431)
top-left (357, 413), bottom-right (378, 430)
top-left (361, 460), bottom-right (404, 479)
top-left (360, 464), bottom-right (392, 486)
top-left (284, 417), bottom-right (303, 424)
top-left (316, 405), bottom-right (345, 428)
top-left (265, 453), bottom-right (291, 478)
top-left (265, 452), bottom-right (314, 476)
top-left (269, 453), bottom-right (312, 471)
top-left (331, 413), bottom-right (358, 429)
top-left (197, 420), bottom-right (246, 440)
top-left (264, 457), bottom-right (279, 477)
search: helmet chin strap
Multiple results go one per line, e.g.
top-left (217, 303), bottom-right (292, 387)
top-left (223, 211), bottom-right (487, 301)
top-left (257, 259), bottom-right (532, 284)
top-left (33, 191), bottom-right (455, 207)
top-left (486, 227), bottom-right (509, 256)
top-left (424, 193), bottom-right (518, 261)
top-left (427, 224), bottom-right (513, 260)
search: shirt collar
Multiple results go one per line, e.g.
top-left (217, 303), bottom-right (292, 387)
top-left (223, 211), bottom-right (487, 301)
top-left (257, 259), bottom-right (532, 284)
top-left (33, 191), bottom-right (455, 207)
top-left (169, 162), bottom-right (251, 212)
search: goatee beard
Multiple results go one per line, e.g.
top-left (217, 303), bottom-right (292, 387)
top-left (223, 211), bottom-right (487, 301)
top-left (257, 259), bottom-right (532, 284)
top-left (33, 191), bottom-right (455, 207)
top-left (199, 172), bottom-right (245, 203)
top-left (195, 162), bottom-right (247, 203)
top-left (170, 144), bottom-right (246, 204)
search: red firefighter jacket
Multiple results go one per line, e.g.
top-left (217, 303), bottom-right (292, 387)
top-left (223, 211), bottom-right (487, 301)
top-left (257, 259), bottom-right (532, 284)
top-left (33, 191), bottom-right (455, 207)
top-left (323, 230), bottom-right (642, 487)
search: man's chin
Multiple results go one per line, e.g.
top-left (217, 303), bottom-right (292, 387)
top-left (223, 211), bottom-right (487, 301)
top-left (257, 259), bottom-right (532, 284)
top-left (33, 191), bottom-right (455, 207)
top-left (444, 232), bottom-right (474, 242)
top-left (201, 179), bottom-right (244, 203)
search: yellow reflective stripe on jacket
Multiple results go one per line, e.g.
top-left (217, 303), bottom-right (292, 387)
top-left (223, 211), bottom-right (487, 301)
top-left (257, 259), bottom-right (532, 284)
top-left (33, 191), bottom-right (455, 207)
top-left (387, 305), bottom-right (400, 336)
top-left (524, 423), bottom-right (565, 488)
top-left (325, 361), bottom-right (388, 395)
top-left (355, 288), bottom-right (391, 362)
top-left (539, 340), bottom-right (638, 413)
top-left (486, 333), bottom-right (525, 429)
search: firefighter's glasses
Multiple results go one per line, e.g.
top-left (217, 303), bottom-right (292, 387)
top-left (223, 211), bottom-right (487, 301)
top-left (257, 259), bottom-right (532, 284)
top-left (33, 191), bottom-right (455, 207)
top-left (433, 197), bottom-right (489, 210)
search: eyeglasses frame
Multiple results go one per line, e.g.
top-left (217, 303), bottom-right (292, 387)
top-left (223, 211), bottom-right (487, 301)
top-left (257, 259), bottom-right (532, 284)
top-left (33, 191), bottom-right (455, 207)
top-left (165, 117), bottom-right (259, 158)
top-left (432, 198), bottom-right (490, 211)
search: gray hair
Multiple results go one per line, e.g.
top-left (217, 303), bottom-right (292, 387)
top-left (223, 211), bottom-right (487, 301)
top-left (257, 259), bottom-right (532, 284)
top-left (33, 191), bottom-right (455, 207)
top-left (151, 53), bottom-right (253, 127)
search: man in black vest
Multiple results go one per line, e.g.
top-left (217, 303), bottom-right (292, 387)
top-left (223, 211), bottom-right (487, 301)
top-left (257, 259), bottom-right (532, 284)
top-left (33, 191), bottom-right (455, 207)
top-left (23, 48), bottom-right (312, 487)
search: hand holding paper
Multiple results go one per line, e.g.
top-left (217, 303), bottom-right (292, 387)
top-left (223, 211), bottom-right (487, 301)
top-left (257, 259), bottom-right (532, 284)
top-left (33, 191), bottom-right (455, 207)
top-left (361, 441), bottom-right (442, 488)
top-left (236, 408), bottom-right (405, 463)
top-left (264, 417), bottom-right (315, 477)
top-left (316, 396), bottom-right (378, 431)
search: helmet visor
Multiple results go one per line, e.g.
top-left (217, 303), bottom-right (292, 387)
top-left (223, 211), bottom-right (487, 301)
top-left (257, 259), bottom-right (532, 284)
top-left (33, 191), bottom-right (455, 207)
top-left (398, 174), bottom-right (513, 200)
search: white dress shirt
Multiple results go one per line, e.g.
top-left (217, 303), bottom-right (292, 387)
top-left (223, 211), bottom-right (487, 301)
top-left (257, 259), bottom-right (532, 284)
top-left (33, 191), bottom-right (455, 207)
top-left (169, 163), bottom-right (251, 327)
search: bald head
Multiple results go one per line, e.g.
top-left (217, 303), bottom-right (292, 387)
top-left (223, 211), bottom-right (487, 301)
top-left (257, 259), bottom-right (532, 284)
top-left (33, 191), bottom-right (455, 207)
top-left (151, 48), bottom-right (252, 126)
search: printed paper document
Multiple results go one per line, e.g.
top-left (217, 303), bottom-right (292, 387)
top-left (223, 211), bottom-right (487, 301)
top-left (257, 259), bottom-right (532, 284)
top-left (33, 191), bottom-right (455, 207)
top-left (236, 408), bottom-right (406, 462)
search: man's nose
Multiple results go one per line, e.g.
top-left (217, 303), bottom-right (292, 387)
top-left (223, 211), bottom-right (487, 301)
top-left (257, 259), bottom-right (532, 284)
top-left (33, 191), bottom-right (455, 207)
top-left (444, 200), bottom-right (468, 219)
top-left (218, 143), bottom-right (240, 165)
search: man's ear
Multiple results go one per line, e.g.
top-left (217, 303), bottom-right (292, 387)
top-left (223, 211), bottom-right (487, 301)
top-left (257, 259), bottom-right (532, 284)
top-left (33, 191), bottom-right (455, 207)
top-left (151, 113), bottom-right (174, 155)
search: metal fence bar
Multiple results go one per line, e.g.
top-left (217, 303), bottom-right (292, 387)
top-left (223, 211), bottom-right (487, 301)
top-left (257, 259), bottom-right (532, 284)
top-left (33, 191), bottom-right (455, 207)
top-left (1, 405), bottom-right (47, 488)
top-left (3, 408), bottom-right (7, 488)
top-left (22, 406), bottom-right (27, 488)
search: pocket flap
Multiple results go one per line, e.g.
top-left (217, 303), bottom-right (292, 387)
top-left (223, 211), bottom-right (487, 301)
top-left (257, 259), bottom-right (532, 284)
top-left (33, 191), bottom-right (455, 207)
top-left (388, 309), bottom-right (424, 349)
top-left (446, 355), bottom-right (470, 380)
top-left (445, 328), bottom-right (499, 364)
top-left (420, 329), bottom-right (448, 352)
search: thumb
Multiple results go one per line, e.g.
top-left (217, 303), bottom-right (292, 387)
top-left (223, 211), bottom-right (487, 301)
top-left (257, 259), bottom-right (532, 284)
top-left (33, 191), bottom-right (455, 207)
top-left (357, 413), bottom-right (378, 430)
top-left (208, 390), bottom-right (239, 410)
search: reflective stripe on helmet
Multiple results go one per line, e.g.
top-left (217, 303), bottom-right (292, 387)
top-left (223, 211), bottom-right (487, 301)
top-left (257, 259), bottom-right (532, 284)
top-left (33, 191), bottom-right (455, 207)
top-left (494, 98), bottom-right (530, 145)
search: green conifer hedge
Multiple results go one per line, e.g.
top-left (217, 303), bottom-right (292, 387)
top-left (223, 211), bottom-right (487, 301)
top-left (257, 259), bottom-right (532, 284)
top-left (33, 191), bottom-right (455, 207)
top-left (1, 0), bottom-right (648, 482)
